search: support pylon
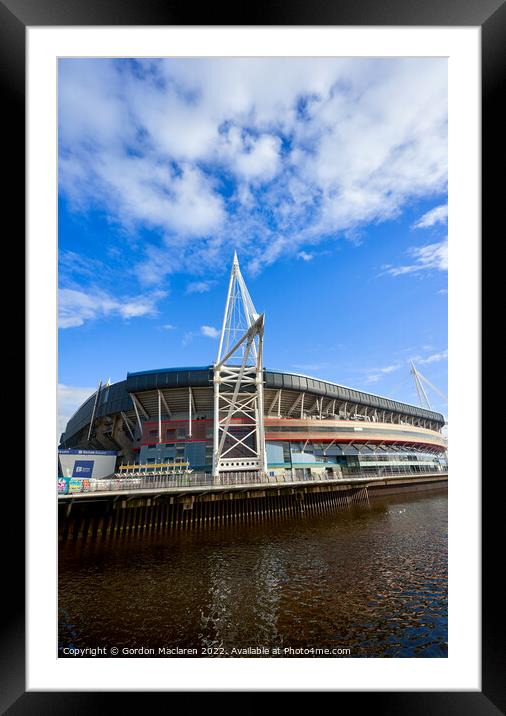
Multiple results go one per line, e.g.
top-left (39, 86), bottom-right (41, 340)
top-left (410, 360), bottom-right (431, 410)
top-left (410, 360), bottom-right (448, 409)
top-left (212, 253), bottom-right (267, 480)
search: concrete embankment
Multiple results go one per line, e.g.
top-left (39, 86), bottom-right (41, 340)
top-left (58, 473), bottom-right (447, 542)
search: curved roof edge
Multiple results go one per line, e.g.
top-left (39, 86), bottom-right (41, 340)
top-left (61, 365), bottom-right (445, 444)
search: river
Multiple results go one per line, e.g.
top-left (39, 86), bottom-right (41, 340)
top-left (58, 488), bottom-right (447, 658)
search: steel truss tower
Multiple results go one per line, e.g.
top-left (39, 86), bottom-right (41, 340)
top-left (410, 360), bottom-right (432, 410)
top-left (212, 252), bottom-right (267, 479)
top-left (410, 360), bottom-right (448, 411)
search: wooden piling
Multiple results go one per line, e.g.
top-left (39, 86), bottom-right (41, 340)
top-left (58, 479), bottom-right (378, 543)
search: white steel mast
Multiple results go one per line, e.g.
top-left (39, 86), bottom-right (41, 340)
top-left (212, 253), bottom-right (267, 479)
top-left (410, 360), bottom-right (432, 410)
top-left (410, 360), bottom-right (448, 409)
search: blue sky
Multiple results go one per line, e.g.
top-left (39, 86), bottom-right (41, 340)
top-left (58, 58), bottom-right (448, 432)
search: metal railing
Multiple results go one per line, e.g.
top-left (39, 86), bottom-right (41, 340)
top-left (58, 464), bottom-right (447, 495)
top-left (340, 464), bottom-right (447, 479)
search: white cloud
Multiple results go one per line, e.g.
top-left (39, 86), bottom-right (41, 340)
top-left (380, 364), bottom-right (401, 374)
top-left (365, 362), bottom-right (401, 384)
top-left (292, 61), bottom-right (448, 239)
top-left (162, 323), bottom-right (175, 329)
top-left (58, 383), bottom-right (96, 436)
top-left (181, 331), bottom-right (194, 347)
top-left (58, 287), bottom-right (166, 328)
top-left (186, 281), bottom-right (214, 294)
top-left (224, 130), bottom-right (282, 182)
top-left (417, 349), bottom-right (448, 365)
top-left (59, 250), bottom-right (110, 280)
top-left (386, 238), bottom-right (448, 276)
top-left (365, 374), bottom-right (381, 384)
top-left (412, 203), bottom-right (448, 229)
top-left (61, 154), bottom-right (225, 239)
top-left (297, 251), bottom-right (314, 262)
top-left (59, 57), bottom-right (448, 275)
top-left (364, 351), bottom-right (446, 386)
top-left (200, 325), bottom-right (220, 338)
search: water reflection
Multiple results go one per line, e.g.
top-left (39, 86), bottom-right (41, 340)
top-left (59, 489), bottom-right (447, 657)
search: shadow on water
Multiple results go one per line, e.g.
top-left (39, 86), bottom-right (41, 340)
top-left (59, 488), bottom-right (447, 658)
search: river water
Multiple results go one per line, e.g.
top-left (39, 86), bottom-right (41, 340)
top-left (58, 488), bottom-right (447, 658)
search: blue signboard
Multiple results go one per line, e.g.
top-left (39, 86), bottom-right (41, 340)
top-left (72, 460), bottom-right (94, 477)
top-left (59, 449), bottom-right (117, 456)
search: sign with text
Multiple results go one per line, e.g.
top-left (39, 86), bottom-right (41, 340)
top-left (72, 460), bottom-right (94, 478)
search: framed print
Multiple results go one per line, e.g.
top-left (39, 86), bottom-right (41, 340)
top-left (1, 0), bottom-right (501, 710)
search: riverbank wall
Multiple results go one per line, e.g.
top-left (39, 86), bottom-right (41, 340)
top-left (58, 473), bottom-right (447, 542)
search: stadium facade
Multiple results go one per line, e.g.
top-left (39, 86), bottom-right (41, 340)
top-left (59, 256), bottom-right (447, 481)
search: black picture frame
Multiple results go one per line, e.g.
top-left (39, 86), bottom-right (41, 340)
top-left (2, 0), bottom-right (500, 711)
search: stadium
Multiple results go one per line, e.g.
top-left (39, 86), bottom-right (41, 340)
top-left (59, 255), bottom-right (447, 482)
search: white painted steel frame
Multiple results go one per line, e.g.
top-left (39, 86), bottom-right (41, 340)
top-left (213, 254), bottom-right (267, 478)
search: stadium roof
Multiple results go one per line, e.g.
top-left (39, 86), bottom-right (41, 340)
top-left (62, 365), bottom-right (445, 445)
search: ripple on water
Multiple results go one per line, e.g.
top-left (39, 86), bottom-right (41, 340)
top-left (59, 489), bottom-right (448, 657)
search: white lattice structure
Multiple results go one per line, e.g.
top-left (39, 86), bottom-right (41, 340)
top-left (212, 253), bottom-right (267, 478)
top-left (410, 360), bottom-right (448, 412)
